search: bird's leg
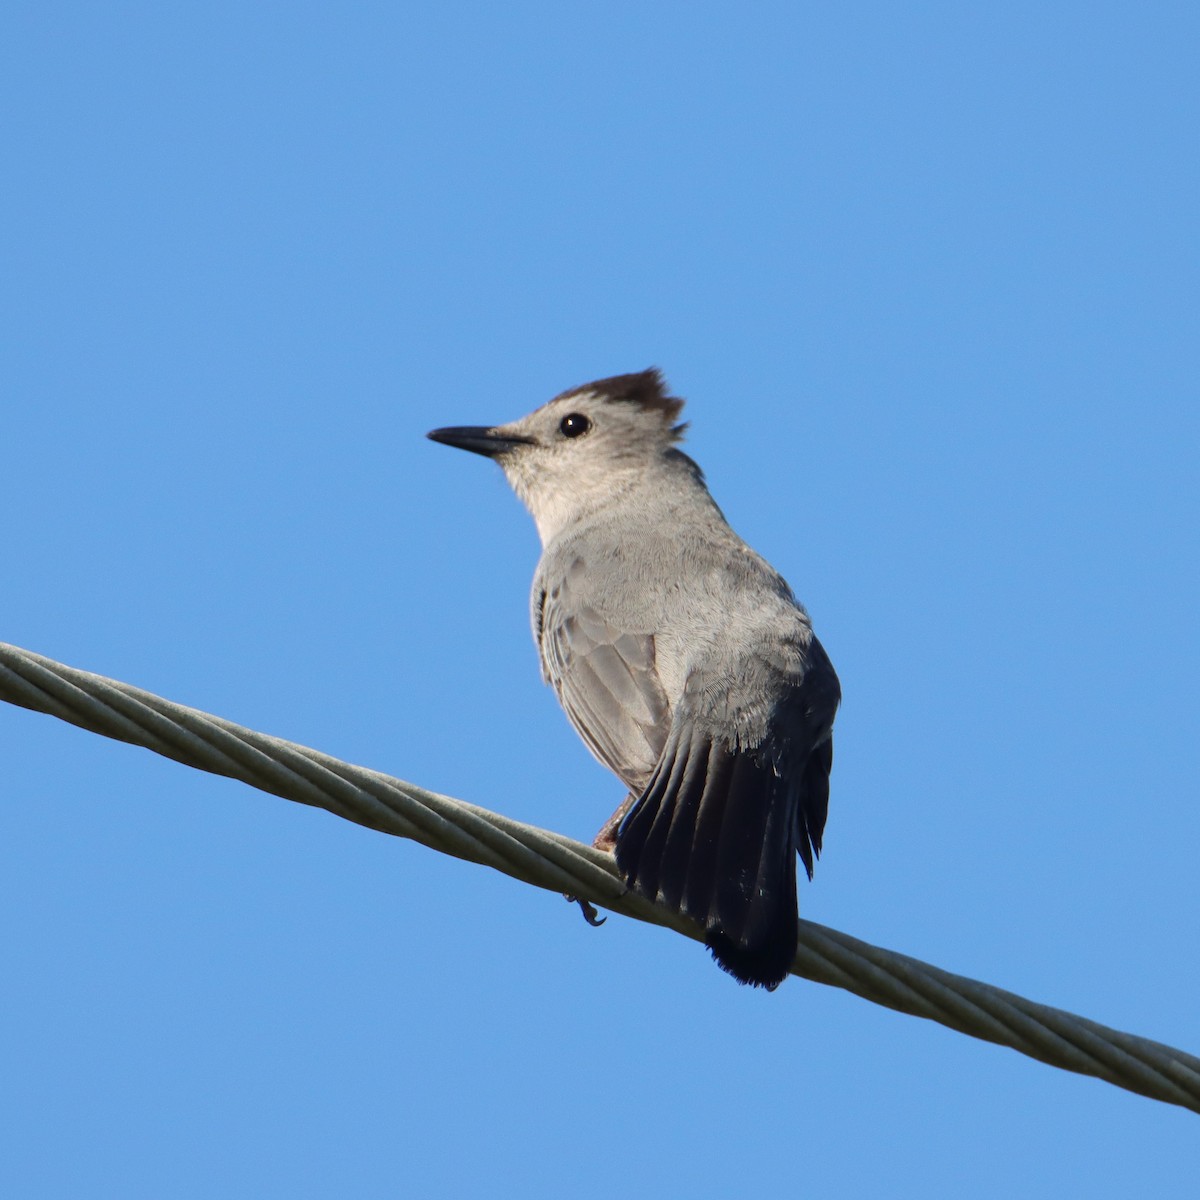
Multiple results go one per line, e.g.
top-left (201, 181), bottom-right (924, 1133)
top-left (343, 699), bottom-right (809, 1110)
top-left (592, 791), bottom-right (637, 853)
top-left (562, 793), bottom-right (638, 926)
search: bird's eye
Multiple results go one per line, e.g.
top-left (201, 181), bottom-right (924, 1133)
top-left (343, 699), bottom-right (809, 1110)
top-left (559, 413), bottom-right (592, 439)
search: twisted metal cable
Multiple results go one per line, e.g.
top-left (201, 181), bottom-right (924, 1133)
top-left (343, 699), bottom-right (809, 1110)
top-left (2, 641), bottom-right (1198, 1115)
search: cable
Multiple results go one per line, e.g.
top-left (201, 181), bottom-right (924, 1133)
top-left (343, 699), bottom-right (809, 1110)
top-left (2, 641), bottom-right (1197, 1114)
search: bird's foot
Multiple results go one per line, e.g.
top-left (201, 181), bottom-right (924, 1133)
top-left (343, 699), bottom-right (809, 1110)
top-left (565, 894), bottom-right (606, 926)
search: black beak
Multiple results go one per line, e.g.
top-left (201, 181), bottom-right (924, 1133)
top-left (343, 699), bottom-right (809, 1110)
top-left (426, 425), bottom-right (534, 459)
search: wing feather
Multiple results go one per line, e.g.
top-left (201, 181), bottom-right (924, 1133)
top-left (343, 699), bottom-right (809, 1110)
top-left (536, 565), bottom-right (669, 791)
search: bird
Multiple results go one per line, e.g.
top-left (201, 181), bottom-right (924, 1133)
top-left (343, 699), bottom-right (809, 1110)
top-left (427, 369), bottom-right (840, 988)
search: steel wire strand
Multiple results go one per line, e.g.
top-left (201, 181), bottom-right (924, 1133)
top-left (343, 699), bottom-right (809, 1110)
top-left (1, 641), bottom-right (1197, 1115)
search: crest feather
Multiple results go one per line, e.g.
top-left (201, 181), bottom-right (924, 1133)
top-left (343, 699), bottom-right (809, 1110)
top-left (554, 368), bottom-right (685, 428)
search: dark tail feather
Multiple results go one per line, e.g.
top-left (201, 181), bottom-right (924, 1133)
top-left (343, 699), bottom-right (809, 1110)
top-left (615, 729), bottom-right (809, 990)
top-left (797, 735), bottom-right (832, 880)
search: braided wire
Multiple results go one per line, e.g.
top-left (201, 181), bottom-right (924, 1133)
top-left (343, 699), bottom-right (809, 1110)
top-left (2, 641), bottom-right (1197, 1115)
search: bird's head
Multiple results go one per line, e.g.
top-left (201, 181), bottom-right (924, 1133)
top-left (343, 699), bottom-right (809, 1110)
top-left (428, 369), bottom-right (695, 543)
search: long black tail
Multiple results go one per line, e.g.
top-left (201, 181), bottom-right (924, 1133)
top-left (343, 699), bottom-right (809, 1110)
top-left (615, 726), bottom-right (829, 990)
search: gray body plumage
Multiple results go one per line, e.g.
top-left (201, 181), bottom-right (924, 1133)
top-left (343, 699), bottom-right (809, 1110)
top-left (428, 370), bottom-right (840, 988)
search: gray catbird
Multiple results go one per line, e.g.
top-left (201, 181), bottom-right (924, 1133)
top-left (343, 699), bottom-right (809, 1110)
top-left (428, 369), bottom-right (840, 988)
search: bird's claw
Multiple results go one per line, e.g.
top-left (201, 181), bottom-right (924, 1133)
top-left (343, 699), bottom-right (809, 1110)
top-left (565, 894), bottom-right (607, 926)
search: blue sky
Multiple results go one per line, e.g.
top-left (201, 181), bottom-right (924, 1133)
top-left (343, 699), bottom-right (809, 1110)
top-left (3, 3), bottom-right (1197, 1194)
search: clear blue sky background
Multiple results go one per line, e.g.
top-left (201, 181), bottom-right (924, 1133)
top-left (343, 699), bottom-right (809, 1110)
top-left (3, 3), bottom-right (1197, 1195)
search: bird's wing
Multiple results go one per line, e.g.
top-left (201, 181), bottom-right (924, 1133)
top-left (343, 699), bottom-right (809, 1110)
top-left (535, 561), bottom-right (669, 792)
